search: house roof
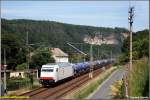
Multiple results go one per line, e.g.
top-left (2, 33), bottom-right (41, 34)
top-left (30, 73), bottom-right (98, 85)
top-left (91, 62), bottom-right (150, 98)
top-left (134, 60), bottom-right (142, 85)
top-left (50, 48), bottom-right (68, 57)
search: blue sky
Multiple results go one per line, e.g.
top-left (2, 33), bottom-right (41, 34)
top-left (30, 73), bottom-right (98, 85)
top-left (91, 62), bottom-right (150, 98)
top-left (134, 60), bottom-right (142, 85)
top-left (1, 1), bottom-right (149, 32)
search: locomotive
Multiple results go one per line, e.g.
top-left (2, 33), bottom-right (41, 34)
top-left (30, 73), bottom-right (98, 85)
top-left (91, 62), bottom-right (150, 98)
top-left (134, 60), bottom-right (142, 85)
top-left (39, 59), bottom-right (113, 86)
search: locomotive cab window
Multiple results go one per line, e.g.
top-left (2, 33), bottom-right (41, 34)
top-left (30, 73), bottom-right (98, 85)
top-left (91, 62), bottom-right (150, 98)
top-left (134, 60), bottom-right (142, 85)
top-left (42, 69), bottom-right (53, 72)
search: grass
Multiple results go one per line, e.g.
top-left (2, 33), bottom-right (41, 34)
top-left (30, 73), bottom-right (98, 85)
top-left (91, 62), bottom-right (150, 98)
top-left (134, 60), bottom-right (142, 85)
top-left (8, 84), bottom-right (41, 96)
top-left (110, 58), bottom-right (148, 98)
top-left (129, 57), bottom-right (149, 97)
top-left (7, 77), bottom-right (41, 96)
top-left (75, 66), bottom-right (117, 99)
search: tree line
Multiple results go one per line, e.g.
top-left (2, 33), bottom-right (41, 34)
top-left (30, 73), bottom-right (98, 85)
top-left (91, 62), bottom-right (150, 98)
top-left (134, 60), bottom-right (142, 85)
top-left (118, 29), bottom-right (149, 64)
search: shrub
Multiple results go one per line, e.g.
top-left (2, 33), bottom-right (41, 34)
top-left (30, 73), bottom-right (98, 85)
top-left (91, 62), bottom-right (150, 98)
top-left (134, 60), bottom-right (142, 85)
top-left (110, 80), bottom-right (125, 99)
top-left (7, 78), bottom-right (30, 91)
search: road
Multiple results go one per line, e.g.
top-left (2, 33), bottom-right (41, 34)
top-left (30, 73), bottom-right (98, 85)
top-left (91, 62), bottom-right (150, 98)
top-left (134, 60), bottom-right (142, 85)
top-left (88, 68), bottom-right (127, 99)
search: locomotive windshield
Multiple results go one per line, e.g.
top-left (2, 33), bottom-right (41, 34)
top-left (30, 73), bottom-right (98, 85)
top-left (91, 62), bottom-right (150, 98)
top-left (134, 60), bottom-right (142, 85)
top-left (42, 69), bottom-right (53, 72)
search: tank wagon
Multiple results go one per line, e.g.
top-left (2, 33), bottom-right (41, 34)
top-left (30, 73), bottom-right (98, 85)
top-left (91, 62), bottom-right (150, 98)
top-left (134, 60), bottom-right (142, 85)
top-left (40, 59), bottom-right (113, 86)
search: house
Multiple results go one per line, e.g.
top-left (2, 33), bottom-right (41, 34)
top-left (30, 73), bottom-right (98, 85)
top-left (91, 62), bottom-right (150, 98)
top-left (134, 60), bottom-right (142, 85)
top-left (1, 65), bottom-right (25, 78)
top-left (10, 71), bottom-right (25, 78)
top-left (1, 65), bottom-right (39, 79)
top-left (50, 48), bottom-right (69, 62)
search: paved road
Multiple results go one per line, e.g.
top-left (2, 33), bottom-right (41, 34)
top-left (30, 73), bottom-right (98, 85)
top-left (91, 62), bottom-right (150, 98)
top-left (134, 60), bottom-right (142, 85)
top-left (88, 68), bottom-right (126, 99)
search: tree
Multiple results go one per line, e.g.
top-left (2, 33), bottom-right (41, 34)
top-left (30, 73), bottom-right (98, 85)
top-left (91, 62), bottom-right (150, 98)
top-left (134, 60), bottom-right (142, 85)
top-left (16, 63), bottom-right (27, 70)
top-left (1, 33), bottom-right (25, 69)
top-left (69, 54), bottom-right (85, 63)
top-left (118, 29), bottom-right (149, 64)
top-left (118, 53), bottom-right (129, 64)
top-left (30, 48), bottom-right (55, 69)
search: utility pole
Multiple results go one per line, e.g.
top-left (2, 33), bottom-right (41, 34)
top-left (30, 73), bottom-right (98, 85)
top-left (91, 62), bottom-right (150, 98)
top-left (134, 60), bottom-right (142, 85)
top-left (89, 42), bottom-right (93, 78)
top-left (89, 31), bottom-right (102, 78)
top-left (110, 50), bottom-right (112, 61)
top-left (100, 32), bottom-right (104, 60)
top-left (98, 47), bottom-right (100, 59)
top-left (26, 31), bottom-right (29, 73)
top-left (89, 32), bottom-right (97, 79)
top-left (4, 48), bottom-right (7, 95)
top-left (26, 31), bottom-right (30, 88)
top-left (128, 6), bottom-right (134, 98)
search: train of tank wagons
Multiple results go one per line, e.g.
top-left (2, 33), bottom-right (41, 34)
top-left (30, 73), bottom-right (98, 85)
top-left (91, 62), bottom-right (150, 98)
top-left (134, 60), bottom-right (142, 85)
top-left (39, 59), bottom-right (114, 86)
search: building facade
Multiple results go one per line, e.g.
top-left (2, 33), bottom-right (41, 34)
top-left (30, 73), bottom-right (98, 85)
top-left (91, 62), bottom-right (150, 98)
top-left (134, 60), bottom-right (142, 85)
top-left (50, 48), bottom-right (68, 63)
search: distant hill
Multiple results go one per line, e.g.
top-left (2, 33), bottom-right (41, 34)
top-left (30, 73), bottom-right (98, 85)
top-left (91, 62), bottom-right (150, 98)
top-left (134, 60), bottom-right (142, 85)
top-left (1, 18), bottom-right (128, 46)
top-left (1, 18), bottom-right (130, 59)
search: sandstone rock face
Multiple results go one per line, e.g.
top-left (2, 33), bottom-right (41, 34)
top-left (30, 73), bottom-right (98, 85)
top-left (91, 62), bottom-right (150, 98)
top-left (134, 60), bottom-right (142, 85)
top-left (84, 34), bottom-right (119, 45)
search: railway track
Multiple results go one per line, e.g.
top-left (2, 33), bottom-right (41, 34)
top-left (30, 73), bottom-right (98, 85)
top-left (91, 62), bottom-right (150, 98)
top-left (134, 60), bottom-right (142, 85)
top-left (47, 69), bottom-right (102, 99)
top-left (20, 65), bottom-right (111, 99)
top-left (19, 87), bottom-right (48, 97)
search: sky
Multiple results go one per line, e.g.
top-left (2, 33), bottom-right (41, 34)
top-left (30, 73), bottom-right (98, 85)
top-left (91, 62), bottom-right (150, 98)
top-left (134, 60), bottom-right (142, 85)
top-left (1, 1), bottom-right (149, 32)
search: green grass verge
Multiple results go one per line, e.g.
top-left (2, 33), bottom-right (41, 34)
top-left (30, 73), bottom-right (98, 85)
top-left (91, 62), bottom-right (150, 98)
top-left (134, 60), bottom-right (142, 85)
top-left (75, 67), bottom-right (117, 99)
top-left (130, 57), bottom-right (149, 96)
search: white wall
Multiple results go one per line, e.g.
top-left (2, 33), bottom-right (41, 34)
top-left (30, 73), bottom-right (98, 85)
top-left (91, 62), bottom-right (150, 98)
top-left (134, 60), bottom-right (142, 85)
top-left (56, 57), bottom-right (68, 62)
top-left (52, 55), bottom-right (68, 62)
top-left (10, 72), bottom-right (25, 78)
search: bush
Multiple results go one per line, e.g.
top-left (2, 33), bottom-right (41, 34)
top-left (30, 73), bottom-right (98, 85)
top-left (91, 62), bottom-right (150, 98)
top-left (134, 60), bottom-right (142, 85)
top-left (7, 78), bottom-right (30, 91)
top-left (118, 53), bottom-right (129, 64)
top-left (110, 80), bottom-right (125, 99)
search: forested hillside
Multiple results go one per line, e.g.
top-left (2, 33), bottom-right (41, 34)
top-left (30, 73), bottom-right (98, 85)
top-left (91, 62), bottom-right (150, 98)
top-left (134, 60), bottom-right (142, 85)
top-left (1, 18), bottom-right (129, 69)
top-left (2, 19), bottom-right (128, 46)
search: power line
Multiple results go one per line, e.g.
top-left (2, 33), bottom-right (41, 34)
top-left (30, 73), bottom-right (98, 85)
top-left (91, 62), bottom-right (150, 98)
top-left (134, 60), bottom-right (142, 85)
top-left (66, 42), bottom-right (87, 56)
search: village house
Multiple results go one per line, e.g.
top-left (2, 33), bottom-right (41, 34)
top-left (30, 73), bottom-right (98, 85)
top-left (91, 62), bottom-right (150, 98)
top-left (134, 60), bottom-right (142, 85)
top-left (1, 64), bottom-right (26, 78)
top-left (9, 71), bottom-right (25, 78)
top-left (50, 48), bottom-right (69, 63)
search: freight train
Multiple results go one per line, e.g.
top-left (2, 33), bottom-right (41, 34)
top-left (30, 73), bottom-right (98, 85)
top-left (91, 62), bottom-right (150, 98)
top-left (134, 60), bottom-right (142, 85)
top-left (39, 59), bottom-right (114, 86)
